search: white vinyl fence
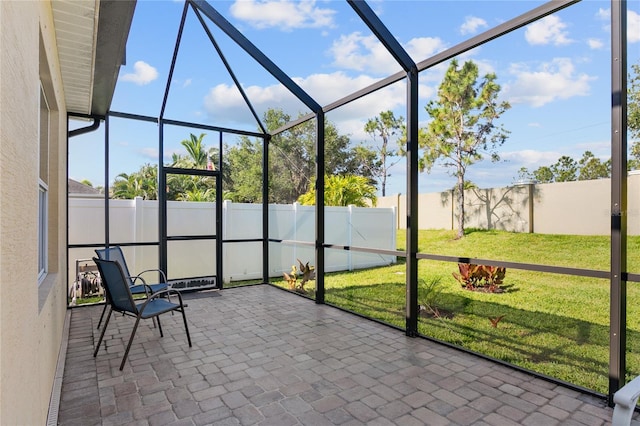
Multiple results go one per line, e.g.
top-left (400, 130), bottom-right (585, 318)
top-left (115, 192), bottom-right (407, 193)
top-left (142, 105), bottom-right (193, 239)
top-left (68, 197), bottom-right (397, 293)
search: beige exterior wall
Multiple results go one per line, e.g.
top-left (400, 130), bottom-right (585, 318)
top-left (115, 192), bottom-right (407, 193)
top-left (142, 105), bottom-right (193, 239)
top-left (532, 179), bottom-right (610, 235)
top-left (0, 1), bottom-right (68, 424)
top-left (463, 185), bottom-right (532, 233)
top-left (418, 192), bottom-right (453, 230)
top-left (379, 176), bottom-right (640, 236)
top-left (629, 173), bottom-right (640, 236)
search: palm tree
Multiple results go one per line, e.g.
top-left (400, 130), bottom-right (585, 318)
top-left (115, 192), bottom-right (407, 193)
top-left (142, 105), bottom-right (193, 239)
top-left (178, 133), bottom-right (208, 169)
top-left (298, 175), bottom-right (377, 207)
top-left (111, 172), bottom-right (140, 199)
top-left (111, 164), bottom-right (158, 199)
top-left (178, 187), bottom-right (216, 202)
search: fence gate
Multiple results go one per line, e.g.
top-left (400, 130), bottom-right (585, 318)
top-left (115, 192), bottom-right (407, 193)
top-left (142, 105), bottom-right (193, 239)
top-left (159, 162), bottom-right (223, 291)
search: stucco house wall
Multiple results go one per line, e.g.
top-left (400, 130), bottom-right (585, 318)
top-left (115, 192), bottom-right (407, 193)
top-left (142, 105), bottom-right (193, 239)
top-left (0, 1), bottom-right (68, 424)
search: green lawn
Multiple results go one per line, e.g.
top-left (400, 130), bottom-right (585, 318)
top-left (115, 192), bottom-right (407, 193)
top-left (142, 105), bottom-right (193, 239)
top-left (271, 229), bottom-right (640, 395)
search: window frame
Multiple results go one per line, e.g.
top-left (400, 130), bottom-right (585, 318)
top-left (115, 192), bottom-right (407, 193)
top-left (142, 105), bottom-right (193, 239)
top-left (38, 83), bottom-right (50, 284)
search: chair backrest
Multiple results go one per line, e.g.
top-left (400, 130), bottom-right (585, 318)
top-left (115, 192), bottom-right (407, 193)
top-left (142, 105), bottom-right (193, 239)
top-left (95, 246), bottom-right (133, 286)
top-left (93, 257), bottom-right (138, 314)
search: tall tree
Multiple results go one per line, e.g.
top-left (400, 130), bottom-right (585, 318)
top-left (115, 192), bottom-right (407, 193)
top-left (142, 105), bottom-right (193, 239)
top-left (629, 61), bottom-right (640, 170)
top-left (629, 141), bottom-right (640, 171)
top-left (420, 59), bottom-right (510, 238)
top-left (528, 151), bottom-right (612, 183)
top-left (364, 111), bottom-right (405, 196)
top-left (174, 133), bottom-right (208, 169)
top-left (550, 155), bottom-right (578, 182)
top-left (514, 167), bottom-right (535, 183)
top-left (533, 166), bottom-right (554, 183)
top-left (227, 108), bottom-right (378, 204)
top-left (578, 151), bottom-right (610, 180)
top-left (349, 144), bottom-right (382, 185)
top-left (629, 61), bottom-right (640, 142)
top-left (111, 134), bottom-right (228, 201)
top-left (226, 138), bottom-right (264, 203)
top-left (168, 133), bottom-right (227, 201)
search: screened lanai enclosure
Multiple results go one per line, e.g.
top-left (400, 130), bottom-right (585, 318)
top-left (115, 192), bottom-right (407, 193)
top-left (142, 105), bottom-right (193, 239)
top-left (66, 0), bottom-right (639, 406)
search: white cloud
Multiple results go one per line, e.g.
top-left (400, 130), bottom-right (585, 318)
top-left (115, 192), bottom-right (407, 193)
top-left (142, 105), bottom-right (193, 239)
top-left (595, 9), bottom-right (639, 43)
top-left (404, 37), bottom-right (449, 63)
top-left (596, 8), bottom-right (609, 21)
top-left (503, 58), bottom-right (595, 107)
top-left (587, 38), bottom-right (604, 50)
top-left (460, 16), bottom-right (488, 35)
top-left (501, 149), bottom-right (562, 166)
top-left (629, 10), bottom-right (640, 43)
top-left (229, 0), bottom-right (336, 31)
top-left (204, 72), bottom-right (393, 118)
top-left (202, 71), bottom-right (433, 132)
top-left (501, 142), bottom-right (610, 172)
top-left (119, 61), bottom-right (158, 85)
top-left (329, 32), bottom-right (399, 75)
top-left (183, 78), bottom-right (192, 88)
top-left (574, 140), bottom-right (610, 155)
top-left (139, 147), bottom-right (159, 160)
top-left (328, 32), bottom-right (447, 75)
top-left (525, 15), bottom-right (573, 46)
top-left (296, 72), bottom-right (390, 106)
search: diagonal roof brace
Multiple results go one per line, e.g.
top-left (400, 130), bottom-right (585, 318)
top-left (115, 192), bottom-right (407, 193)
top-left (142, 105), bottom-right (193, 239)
top-left (347, 0), bottom-right (415, 73)
top-left (191, 5), bottom-right (267, 135)
top-left (415, 0), bottom-right (580, 73)
top-left (160, 1), bottom-right (190, 120)
top-left (189, 0), bottom-right (322, 115)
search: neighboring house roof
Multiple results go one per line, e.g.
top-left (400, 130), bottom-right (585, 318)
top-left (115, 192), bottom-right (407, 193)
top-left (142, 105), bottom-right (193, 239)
top-left (52, 0), bottom-right (136, 116)
top-left (68, 178), bottom-right (102, 196)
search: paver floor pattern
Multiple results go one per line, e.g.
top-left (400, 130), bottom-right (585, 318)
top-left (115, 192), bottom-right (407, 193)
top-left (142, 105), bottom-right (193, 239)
top-left (58, 284), bottom-right (620, 425)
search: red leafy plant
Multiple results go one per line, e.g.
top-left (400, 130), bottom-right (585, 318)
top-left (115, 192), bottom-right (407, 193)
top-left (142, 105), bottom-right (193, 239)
top-left (453, 263), bottom-right (506, 293)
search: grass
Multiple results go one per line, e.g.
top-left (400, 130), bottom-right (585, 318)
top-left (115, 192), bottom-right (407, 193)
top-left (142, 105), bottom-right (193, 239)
top-left (271, 229), bottom-right (640, 395)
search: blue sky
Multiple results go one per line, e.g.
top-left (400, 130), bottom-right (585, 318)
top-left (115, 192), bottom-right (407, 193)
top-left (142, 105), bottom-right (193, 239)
top-left (69, 0), bottom-right (640, 196)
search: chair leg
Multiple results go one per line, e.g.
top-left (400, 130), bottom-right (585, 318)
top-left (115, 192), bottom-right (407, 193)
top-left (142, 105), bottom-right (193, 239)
top-left (181, 308), bottom-right (192, 347)
top-left (93, 310), bottom-right (112, 357)
top-left (120, 317), bottom-right (142, 371)
top-left (97, 303), bottom-right (109, 329)
top-left (156, 316), bottom-right (163, 337)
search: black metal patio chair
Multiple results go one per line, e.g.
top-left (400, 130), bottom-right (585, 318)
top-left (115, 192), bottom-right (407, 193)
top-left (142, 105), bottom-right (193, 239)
top-left (92, 257), bottom-right (192, 370)
top-left (95, 246), bottom-right (169, 329)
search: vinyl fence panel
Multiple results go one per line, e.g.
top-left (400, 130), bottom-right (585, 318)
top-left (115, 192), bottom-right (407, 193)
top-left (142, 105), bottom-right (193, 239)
top-left (68, 198), bottom-right (397, 287)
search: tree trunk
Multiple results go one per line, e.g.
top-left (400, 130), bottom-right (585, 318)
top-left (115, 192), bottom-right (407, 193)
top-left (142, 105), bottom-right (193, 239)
top-left (381, 136), bottom-right (388, 197)
top-left (381, 174), bottom-right (386, 197)
top-left (456, 174), bottom-right (465, 239)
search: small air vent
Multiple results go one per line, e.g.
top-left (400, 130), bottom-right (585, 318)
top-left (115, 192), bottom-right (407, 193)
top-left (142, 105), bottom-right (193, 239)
top-left (168, 276), bottom-right (217, 291)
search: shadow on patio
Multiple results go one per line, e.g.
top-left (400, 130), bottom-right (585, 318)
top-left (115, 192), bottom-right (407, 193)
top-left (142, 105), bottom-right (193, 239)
top-left (59, 285), bottom-right (618, 425)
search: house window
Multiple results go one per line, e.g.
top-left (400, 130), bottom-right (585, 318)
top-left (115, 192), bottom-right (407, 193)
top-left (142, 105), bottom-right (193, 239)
top-left (38, 84), bottom-right (49, 283)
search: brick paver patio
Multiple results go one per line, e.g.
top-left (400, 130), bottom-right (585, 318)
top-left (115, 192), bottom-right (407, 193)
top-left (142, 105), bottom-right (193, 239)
top-left (57, 284), bottom-right (621, 425)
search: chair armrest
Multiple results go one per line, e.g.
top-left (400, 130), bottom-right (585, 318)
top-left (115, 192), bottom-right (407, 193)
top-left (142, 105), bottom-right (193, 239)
top-left (135, 269), bottom-right (168, 283)
top-left (138, 289), bottom-right (187, 313)
top-left (128, 275), bottom-right (147, 286)
top-left (612, 375), bottom-right (640, 425)
top-left (126, 277), bottom-right (156, 297)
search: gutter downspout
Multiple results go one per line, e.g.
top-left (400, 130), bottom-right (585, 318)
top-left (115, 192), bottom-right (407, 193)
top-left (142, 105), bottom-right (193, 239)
top-left (55, 113), bottom-right (102, 426)
top-left (68, 116), bottom-right (100, 138)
